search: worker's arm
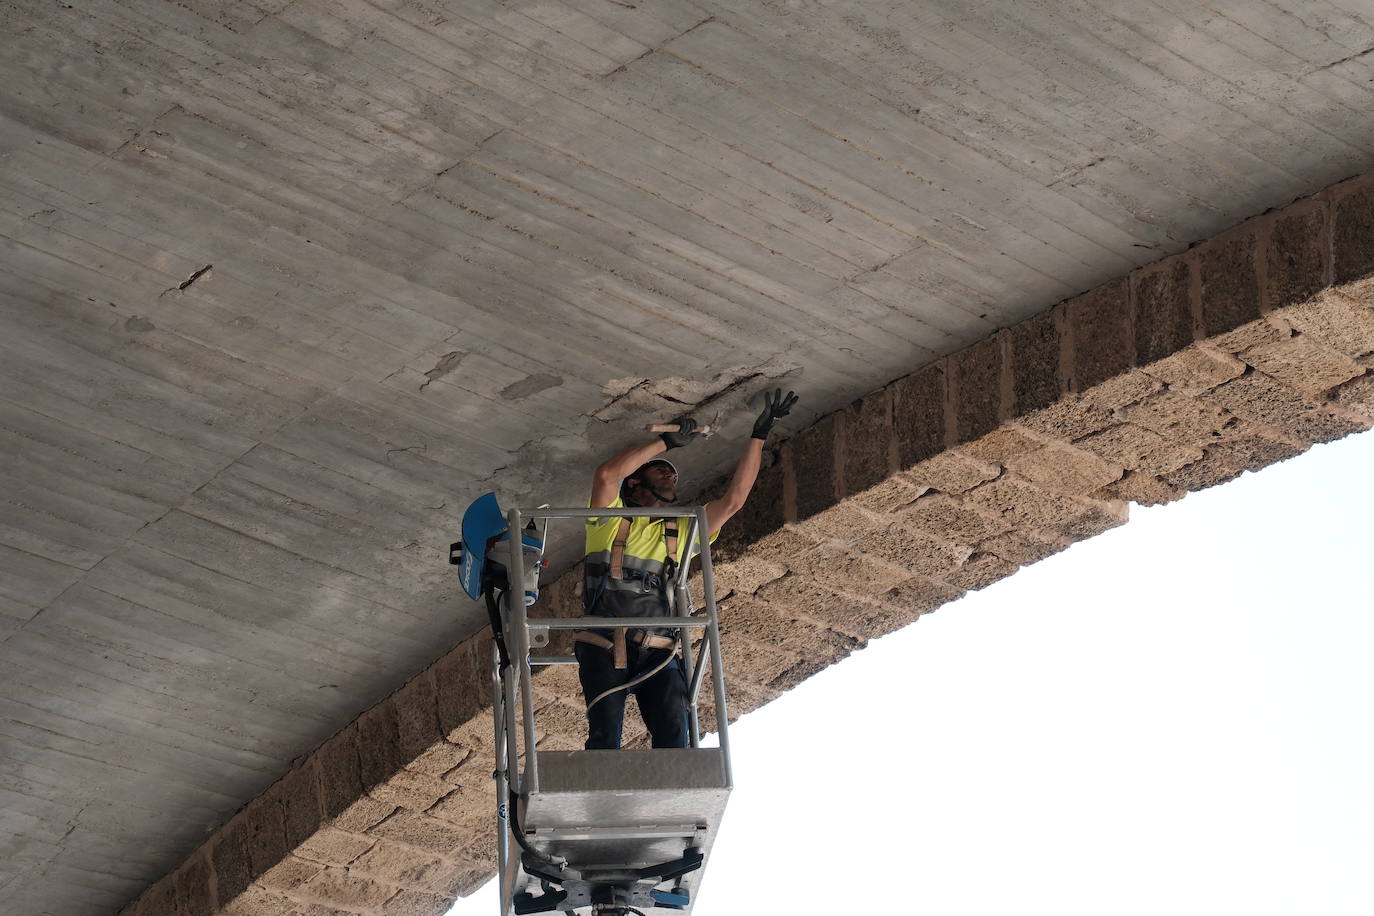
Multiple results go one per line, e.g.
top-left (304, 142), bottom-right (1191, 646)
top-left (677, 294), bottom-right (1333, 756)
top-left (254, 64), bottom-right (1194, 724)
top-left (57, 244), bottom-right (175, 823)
top-left (590, 419), bottom-right (700, 508)
top-left (705, 390), bottom-right (799, 535)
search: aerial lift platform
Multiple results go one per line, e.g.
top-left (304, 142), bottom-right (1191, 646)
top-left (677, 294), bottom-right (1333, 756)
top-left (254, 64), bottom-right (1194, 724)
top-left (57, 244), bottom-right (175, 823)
top-left (453, 498), bottom-right (733, 916)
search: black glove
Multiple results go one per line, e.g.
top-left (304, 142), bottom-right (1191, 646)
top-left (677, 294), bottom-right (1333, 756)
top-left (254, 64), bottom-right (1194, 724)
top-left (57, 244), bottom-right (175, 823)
top-left (752, 389), bottom-right (798, 440)
top-left (660, 416), bottom-right (700, 450)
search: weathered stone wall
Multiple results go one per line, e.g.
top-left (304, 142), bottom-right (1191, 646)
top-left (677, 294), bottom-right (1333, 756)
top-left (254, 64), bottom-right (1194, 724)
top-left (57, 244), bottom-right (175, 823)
top-left (120, 173), bottom-right (1374, 916)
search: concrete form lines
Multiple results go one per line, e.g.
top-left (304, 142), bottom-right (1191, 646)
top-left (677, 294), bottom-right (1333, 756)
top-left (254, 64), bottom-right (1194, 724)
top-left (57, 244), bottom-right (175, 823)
top-left (452, 154), bottom-right (916, 375)
top-left (438, 162), bottom-right (885, 358)
top-left (957, 0), bottom-right (1316, 189)
top-left (658, 23), bottom-right (1147, 273)
top-left (1059, 0), bottom-right (1369, 167)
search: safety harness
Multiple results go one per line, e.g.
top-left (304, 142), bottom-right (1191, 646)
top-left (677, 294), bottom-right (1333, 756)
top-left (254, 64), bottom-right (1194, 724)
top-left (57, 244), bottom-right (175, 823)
top-left (575, 515), bottom-right (680, 670)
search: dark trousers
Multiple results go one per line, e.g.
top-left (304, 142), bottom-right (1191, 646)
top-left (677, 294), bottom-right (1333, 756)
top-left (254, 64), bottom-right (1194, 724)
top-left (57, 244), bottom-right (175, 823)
top-left (575, 641), bottom-right (689, 750)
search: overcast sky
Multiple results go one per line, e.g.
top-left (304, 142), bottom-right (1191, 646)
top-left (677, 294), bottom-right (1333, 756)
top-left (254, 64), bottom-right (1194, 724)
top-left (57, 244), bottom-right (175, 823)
top-left (449, 428), bottom-right (1374, 916)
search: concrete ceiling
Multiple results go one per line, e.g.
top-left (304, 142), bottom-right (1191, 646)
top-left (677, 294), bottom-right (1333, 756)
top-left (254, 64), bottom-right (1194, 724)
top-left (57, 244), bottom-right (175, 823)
top-left (2, 0), bottom-right (1373, 912)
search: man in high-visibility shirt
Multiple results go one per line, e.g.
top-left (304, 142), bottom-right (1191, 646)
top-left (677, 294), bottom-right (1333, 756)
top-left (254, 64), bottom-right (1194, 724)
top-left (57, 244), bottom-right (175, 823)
top-left (574, 390), bottom-right (799, 749)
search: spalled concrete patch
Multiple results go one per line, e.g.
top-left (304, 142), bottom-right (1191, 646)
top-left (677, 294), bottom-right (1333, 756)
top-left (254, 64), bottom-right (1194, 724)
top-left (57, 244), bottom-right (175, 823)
top-left (123, 173), bottom-right (1374, 916)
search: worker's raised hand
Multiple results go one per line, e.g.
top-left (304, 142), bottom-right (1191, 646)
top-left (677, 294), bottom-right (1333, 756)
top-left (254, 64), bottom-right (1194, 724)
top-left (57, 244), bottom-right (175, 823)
top-left (660, 416), bottom-right (700, 450)
top-left (751, 389), bottom-right (799, 440)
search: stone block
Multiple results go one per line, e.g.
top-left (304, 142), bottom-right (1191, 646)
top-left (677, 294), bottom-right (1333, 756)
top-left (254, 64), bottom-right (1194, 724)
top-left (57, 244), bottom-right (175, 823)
top-left (401, 736), bottom-right (472, 780)
top-left (368, 808), bottom-right (470, 858)
top-left (210, 817), bottom-right (253, 906)
top-left (531, 663), bottom-right (583, 709)
top-left (1020, 394), bottom-right (1115, 441)
top-left (1160, 452), bottom-right (1243, 493)
top-left (713, 457), bottom-right (784, 560)
top-left (430, 856), bottom-right (497, 897)
top-left (891, 362), bottom-right (946, 468)
top-left (1074, 422), bottom-right (1203, 476)
top-left (977, 530), bottom-right (1066, 565)
top-left (533, 699), bottom-right (586, 751)
top-left (280, 763), bottom-right (323, 850)
top-left (178, 854), bottom-right (213, 916)
top-left (842, 389), bottom-right (894, 495)
top-left (805, 545), bottom-right (918, 598)
top-left (1081, 370), bottom-right (1163, 411)
top-left (854, 520), bottom-right (971, 578)
top-left (1008, 309), bottom-right (1062, 413)
top-left (405, 740), bottom-right (472, 781)
top-left (1004, 443), bottom-right (1123, 496)
top-left (720, 634), bottom-right (803, 689)
top-left (950, 336), bottom-right (1003, 441)
top-left (1119, 390), bottom-right (1232, 443)
top-left (244, 788), bottom-right (287, 881)
top-left (368, 768), bottom-right (454, 812)
top-left (435, 635), bottom-right (488, 743)
top-left (1204, 370), bottom-right (1317, 430)
top-left (1333, 371), bottom-right (1374, 418)
top-left (301, 866), bottom-right (397, 908)
top-left (902, 450), bottom-right (1000, 495)
top-left (1094, 471), bottom-right (1185, 507)
top-left (295, 827), bottom-right (376, 866)
top-left (752, 575), bottom-right (874, 638)
top-left (1239, 334), bottom-right (1363, 396)
top-left (900, 492), bottom-right (1013, 544)
top-left (790, 413), bottom-right (839, 521)
top-left (331, 795), bottom-right (399, 834)
top-left (382, 889), bottom-right (456, 916)
top-left (943, 552), bottom-right (1019, 591)
top-left (425, 784), bottom-right (492, 832)
top-left (1266, 203), bottom-right (1328, 309)
top-left (536, 568), bottom-right (582, 620)
top-left (966, 476), bottom-right (1086, 532)
top-left (1067, 279), bottom-right (1132, 390)
top-left (739, 524), bottom-right (821, 565)
top-left (219, 884), bottom-right (296, 916)
top-left (292, 900), bottom-right (362, 916)
top-left (394, 672), bottom-right (442, 762)
top-left (725, 592), bottom-right (865, 661)
top-left (128, 876), bottom-right (182, 916)
top-left (1207, 431), bottom-right (1307, 472)
top-left (1209, 316), bottom-right (1290, 355)
top-left (257, 855), bottom-right (325, 893)
top-left (849, 472), bottom-right (926, 512)
top-left (1277, 290), bottom-right (1374, 359)
top-left (317, 726), bottom-right (364, 821)
top-left (958, 427), bottom-right (1044, 465)
top-left (292, 905), bottom-right (362, 916)
top-left (1141, 344), bottom-right (1246, 394)
top-left (792, 501), bottom-right (885, 544)
top-left (348, 838), bottom-right (449, 889)
top-left (1051, 501), bottom-right (1129, 541)
top-left (1199, 226), bottom-right (1261, 336)
top-left (358, 697), bottom-right (405, 790)
top-left (1286, 408), bottom-right (1370, 444)
top-left (1134, 258), bottom-right (1194, 364)
top-left (876, 576), bottom-right (964, 624)
top-left (1333, 182), bottom-right (1374, 284)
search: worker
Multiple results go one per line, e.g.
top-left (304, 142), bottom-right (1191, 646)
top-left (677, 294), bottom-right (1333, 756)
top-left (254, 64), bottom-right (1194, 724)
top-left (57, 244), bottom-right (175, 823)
top-left (574, 390), bottom-right (799, 749)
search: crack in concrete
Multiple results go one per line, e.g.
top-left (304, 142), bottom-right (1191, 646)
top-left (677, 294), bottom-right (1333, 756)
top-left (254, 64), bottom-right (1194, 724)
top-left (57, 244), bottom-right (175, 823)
top-left (418, 351), bottom-right (465, 391)
top-left (1311, 45), bottom-right (1374, 73)
top-left (384, 443), bottom-right (427, 462)
top-left (161, 264), bottom-right (213, 297)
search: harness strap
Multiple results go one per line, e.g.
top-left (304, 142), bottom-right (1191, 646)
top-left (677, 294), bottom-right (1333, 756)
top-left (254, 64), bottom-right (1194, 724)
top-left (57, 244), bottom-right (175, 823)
top-left (574, 630), bottom-right (677, 652)
top-left (608, 517), bottom-right (632, 579)
top-left (663, 524), bottom-right (679, 581)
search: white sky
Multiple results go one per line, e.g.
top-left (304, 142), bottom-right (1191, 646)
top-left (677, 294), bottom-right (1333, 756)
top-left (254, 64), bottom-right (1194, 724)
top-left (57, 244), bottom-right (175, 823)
top-left (449, 429), bottom-right (1374, 916)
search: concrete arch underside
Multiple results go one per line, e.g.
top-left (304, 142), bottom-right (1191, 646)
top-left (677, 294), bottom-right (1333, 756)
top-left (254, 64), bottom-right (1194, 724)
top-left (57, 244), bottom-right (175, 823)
top-left (117, 173), bottom-right (1374, 916)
